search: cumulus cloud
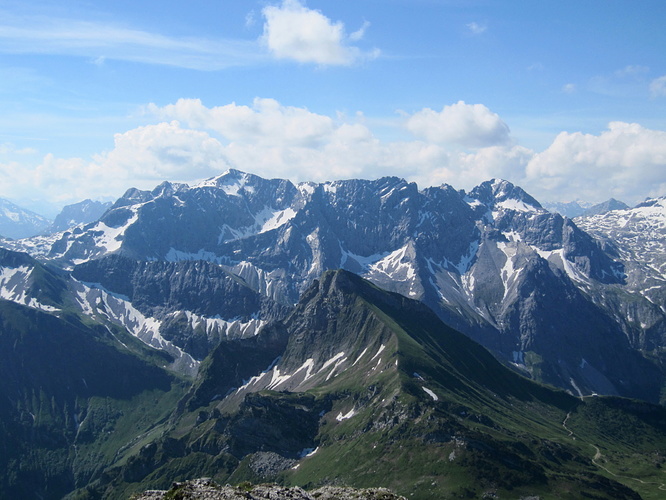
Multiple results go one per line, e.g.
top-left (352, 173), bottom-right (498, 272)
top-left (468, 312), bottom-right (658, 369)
top-left (4, 99), bottom-right (665, 212)
top-left (650, 75), bottom-right (666, 98)
top-left (0, 122), bottom-right (229, 206)
top-left (261, 0), bottom-right (379, 65)
top-left (146, 98), bottom-right (335, 147)
top-left (145, 99), bottom-right (524, 189)
top-left (526, 122), bottom-right (666, 203)
top-left (457, 145), bottom-right (534, 188)
top-left (404, 101), bottom-right (511, 148)
top-left (96, 121), bottom-right (229, 181)
top-left (146, 99), bottom-right (418, 182)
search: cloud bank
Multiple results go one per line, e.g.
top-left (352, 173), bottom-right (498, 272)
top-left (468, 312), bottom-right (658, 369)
top-left (527, 122), bottom-right (666, 203)
top-left (1, 99), bottom-right (664, 212)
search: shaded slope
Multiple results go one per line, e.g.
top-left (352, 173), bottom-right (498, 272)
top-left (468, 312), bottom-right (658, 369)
top-left (72, 254), bottom-right (291, 359)
top-left (0, 299), bottom-right (187, 500)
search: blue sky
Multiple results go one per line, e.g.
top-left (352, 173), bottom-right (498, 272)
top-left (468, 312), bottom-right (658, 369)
top-left (1, 0), bottom-right (665, 216)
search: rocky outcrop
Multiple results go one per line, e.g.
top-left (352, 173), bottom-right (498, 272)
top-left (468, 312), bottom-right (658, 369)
top-left (133, 478), bottom-right (406, 499)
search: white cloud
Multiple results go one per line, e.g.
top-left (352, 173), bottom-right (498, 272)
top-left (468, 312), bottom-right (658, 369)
top-left (95, 122), bottom-right (229, 181)
top-left (4, 99), bottom-right (665, 212)
top-left (650, 75), bottom-right (666, 98)
top-left (457, 145), bottom-right (533, 188)
top-left (0, 142), bottom-right (37, 155)
top-left (0, 122), bottom-right (229, 206)
top-left (466, 22), bottom-right (487, 35)
top-left (349, 21), bottom-right (371, 42)
top-left (146, 98), bottom-right (336, 147)
top-left (261, 0), bottom-right (379, 65)
top-left (526, 122), bottom-right (666, 204)
top-left (405, 101), bottom-right (511, 148)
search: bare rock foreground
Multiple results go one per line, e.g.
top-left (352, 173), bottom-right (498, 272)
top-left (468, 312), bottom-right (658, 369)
top-left (132, 478), bottom-right (406, 500)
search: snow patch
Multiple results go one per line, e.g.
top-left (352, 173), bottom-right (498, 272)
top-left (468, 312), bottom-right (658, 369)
top-left (366, 245), bottom-right (417, 283)
top-left (90, 210), bottom-right (139, 254)
top-left (218, 206), bottom-right (297, 243)
top-left (267, 366), bottom-right (292, 390)
top-left (497, 198), bottom-right (537, 213)
top-left (422, 387), bottom-right (439, 401)
top-left (370, 344), bottom-right (385, 362)
top-left (455, 240), bottom-right (479, 274)
top-left (72, 281), bottom-right (199, 375)
top-left (299, 446), bottom-right (319, 458)
top-left (351, 347), bottom-right (368, 367)
top-left (336, 408), bottom-right (356, 421)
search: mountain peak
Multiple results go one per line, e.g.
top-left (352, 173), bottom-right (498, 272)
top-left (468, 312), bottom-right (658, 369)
top-left (635, 195), bottom-right (666, 210)
top-left (0, 198), bottom-right (51, 239)
top-left (194, 168), bottom-right (253, 192)
top-left (468, 179), bottom-right (543, 212)
top-left (151, 181), bottom-right (189, 198)
top-left (580, 198), bottom-right (629, 217)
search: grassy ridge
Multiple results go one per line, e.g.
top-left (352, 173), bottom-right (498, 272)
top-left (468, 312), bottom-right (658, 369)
top-left (91, 271), bottom-right (666, 499)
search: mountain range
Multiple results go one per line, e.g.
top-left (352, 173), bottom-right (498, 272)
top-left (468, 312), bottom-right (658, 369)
top-left (0, 198), bottom-right (52, 239)
top-left (6, 169), bottom-right (663, 402)
top-left (0, 198), bottom-right (112, 240)
top-left (1, 170), bottom-right (665, 499)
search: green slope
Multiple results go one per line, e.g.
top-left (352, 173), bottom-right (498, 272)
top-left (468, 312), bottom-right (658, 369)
top-left (68, 270), bottom-right (666, 499)
top-left (0, 299), bottom-right (188, 500)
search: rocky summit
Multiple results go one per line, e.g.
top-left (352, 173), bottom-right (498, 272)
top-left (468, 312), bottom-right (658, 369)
top-left (134, 478), bottom-right (406, 500)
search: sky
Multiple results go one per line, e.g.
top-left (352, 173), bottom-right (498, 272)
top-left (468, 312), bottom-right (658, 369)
top-left (1, 0), bottom-right (665, 217)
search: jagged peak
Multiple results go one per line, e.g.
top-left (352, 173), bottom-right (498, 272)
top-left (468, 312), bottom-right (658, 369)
top-left (112, 187), bottom-right (155, 209)
top-left (194, 168), bottom-right (252, 190)
top-left (150, 181), bottom-right (189, 198)
top-left (468, 178), bottom-right (543, 212)
top-left (635, 195), bottom-right (666, 210)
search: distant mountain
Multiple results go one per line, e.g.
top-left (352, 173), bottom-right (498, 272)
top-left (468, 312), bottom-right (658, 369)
top-left (542, 200), bottom-right (592, 217)
top-left (575, 197), bottom-right (666, 351)
top-left (48, 199), bottom-right (112, 233)
top-left (82, 270), bottom-right (666, 500)
top-left (5, 170), bottom-right (664, 403)
top-left (581, 198), bottom-right (629, 217)
top-left (0, 198), bottom-right (51, 239)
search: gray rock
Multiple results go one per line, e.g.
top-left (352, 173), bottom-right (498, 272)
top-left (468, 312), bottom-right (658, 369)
top-left (131, 478), bottom-right (406, 500)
